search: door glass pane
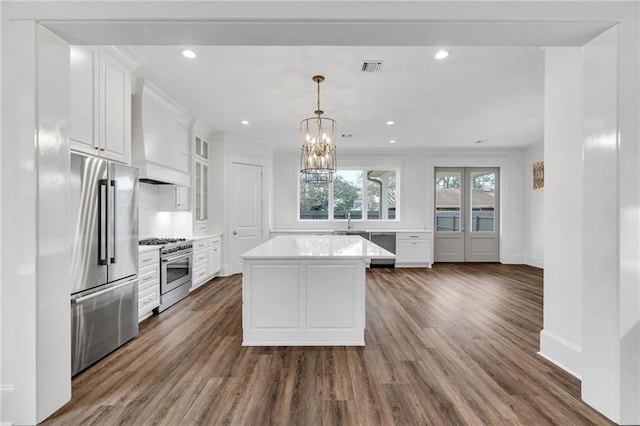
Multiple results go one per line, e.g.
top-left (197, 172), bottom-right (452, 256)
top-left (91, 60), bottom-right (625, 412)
top-left (195, 162), bottom-right (202, 220)
top-left (300, 172), bottom-right (329, 219)
top-left (435, 171), bottom-right (461, 232)
top-left (195, 137), bottom-right (202, 157)
top-left (202, 164), bottom-right (208, 220)
top-left (334, 170), bottom-right (362, 219)
top-left (367, 170), bottom-right (396, 220)
top-left (470, 171), bottom-right (495, 232)
top-left (202, 140), bottom-right (208, 159)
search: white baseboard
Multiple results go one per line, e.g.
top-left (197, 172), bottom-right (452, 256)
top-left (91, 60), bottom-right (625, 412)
top-left (525, 256), bottom-right (544, 268)
top-left (539, 329), bottom-right (582, 379)
top-left (500, 255), bottom-right (524, 264)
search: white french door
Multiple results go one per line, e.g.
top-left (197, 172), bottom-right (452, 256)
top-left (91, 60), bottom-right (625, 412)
top-left (434, 167), bottom-right (500, 262)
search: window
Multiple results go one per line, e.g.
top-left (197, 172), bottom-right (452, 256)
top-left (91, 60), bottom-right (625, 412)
top-left (299, 169), bottom-right (398, 221)
top-left (333, 170), bottom-right (362, 219)
top-left (367, 170), bottom-right (396, 220)
top-left (300, 177), bottom-right (329, 220)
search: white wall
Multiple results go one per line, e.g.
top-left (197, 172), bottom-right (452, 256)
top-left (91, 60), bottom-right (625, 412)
top-left (524, 144), bottom-right (544, 268)
top-left (272, 149), bottom-right (526, 264)
top-left (582, 25), bottom-right (640, 424)
top-left (539, 47), bottom-right (584, 378)
top-left (1, 23), bottom-right (72, 424)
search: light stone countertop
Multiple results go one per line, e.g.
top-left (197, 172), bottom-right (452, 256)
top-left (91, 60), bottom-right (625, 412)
top-left (241, 235), bottom-right (396, 260)
top-left (270, 229), bottom-right (431, 234)
top-left (192, 233), bottom-right (222, 240)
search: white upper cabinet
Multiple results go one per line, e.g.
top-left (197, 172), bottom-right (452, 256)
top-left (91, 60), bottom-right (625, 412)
top-left (192, 122), bottom-right (211, 230)
top-left (70, 46), bottom-right (131, 164)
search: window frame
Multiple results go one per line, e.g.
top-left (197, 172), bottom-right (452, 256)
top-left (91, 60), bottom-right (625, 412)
top-left (298, 166), bottom-right (401, 222)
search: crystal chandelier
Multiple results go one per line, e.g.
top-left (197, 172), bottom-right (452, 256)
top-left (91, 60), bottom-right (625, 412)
top-left (300, 75), bottom-right (337, 183)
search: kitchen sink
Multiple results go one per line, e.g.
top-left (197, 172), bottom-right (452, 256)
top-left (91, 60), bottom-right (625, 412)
top-left (332, 230), bottom-right (371, 239)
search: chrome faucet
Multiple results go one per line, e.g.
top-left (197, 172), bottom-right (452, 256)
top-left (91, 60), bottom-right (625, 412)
top-left (347, 211), bottom-right (352, 230)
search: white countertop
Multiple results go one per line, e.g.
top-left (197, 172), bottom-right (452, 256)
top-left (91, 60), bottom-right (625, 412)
top-left (192, 233), bottom-right (222, 240)
top-left (242, 235), bottom-right (396, 259)
top-left (271, 229), bottom-right (431, 234)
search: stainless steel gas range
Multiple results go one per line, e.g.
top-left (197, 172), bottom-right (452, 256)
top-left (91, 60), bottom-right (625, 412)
top-left (139, 238), bottom-right (193, 312)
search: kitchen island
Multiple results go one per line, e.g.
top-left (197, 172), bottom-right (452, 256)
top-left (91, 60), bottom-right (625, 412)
top-left (241, 235), bottom-right (395, 346)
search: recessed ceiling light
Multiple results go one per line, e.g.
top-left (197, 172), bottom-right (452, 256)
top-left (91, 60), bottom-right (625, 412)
top-left (181, 49), bottom-right (196, 59)
top-left (389, 140), bottom-right (397, 144)
top-left (241, 120), bottom-right (250, 125)
top-left (386, 120), bottom-right (395, 125)
top-left (434, 49), bottom-right (450, 60)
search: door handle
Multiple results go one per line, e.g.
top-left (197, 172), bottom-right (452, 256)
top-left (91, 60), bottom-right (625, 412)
top-left (71, 277), bottom-right (137, 304)
top-left (233, 230), bottom-right (238, 235)
top-left (110, 180), bottom-right (117, 264)
top-left (99, 180), bottom-right (108, 265)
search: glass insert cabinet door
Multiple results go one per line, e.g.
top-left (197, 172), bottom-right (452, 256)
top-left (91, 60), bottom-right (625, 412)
top-left (434, 167), bottom-right (500, 262)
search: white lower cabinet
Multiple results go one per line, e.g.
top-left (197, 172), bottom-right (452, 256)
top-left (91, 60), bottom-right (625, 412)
top-left (395, 231), bottom-right (432, 268)
top-left (191, 234), bottom-right (222, 290)
top-left (138, 248), bottom-right (160, 321)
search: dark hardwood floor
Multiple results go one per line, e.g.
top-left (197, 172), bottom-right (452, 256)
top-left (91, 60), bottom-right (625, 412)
top-left (43, 264), bottom-right (613, 425)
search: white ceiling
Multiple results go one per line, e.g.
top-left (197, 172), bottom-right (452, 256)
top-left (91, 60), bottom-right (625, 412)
top-left (42, 3), bottom-right (613, 153)
top-left (131, 45), bottom-right (544, 151)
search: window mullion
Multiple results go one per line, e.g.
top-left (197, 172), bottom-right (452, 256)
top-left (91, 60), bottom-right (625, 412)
top-left (329, 180), bottom-right (334, 220)
top-left (362, 168), bottom-right (368, 221)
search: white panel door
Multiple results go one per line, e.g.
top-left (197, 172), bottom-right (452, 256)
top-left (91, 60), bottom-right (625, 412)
top-left (228, 162), bottom-right (263, 274)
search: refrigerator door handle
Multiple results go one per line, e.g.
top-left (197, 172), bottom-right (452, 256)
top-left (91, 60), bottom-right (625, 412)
top-left (71, 277), bottom-right (138, 304)
top-left (99, 179), bottom-right (108, 265)
top-left (110, 179), bottom-right (117, 264)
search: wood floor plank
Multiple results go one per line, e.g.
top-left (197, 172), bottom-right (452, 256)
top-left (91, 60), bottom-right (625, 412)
top-left (42, 264), bottom-right (614, 425)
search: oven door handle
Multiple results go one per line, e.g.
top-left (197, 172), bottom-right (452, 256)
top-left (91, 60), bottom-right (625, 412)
top-left (161, 252), bottom-right (192, 263)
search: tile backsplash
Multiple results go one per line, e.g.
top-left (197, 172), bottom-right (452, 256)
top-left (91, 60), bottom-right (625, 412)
top-left (139, 183), bottom-right (193, 238)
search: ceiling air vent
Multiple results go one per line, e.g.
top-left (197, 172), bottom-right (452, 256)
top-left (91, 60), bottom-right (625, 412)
top-left (361, 61), bottom-right (383, 72)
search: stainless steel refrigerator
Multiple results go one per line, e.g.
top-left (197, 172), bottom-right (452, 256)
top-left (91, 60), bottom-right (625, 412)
top-left (70, 152), bottom-right (139, 376)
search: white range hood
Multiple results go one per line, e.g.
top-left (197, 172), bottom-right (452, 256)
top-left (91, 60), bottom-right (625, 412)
top-left (131, 78), bottom-right (191, 186)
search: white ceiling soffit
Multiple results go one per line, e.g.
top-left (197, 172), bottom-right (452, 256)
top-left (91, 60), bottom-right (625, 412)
top-left (46, 20), bottom-right (613, 47)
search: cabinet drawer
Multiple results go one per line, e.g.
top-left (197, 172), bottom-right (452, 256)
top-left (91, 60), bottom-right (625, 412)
top-left (138, 285), bottom-right (159, 313)
top-left (396, 232), bottom-right (430, 241)
top-left (139, 272), bottom-right (159, 293)
top-left (139, 251), bottom-right (159, 266)
top-left (193, 250), bottom-right (208, 269)
top-left (192, 265), bottom-right (209, 284)
top-left (193, 239), bottom-right (208, 250)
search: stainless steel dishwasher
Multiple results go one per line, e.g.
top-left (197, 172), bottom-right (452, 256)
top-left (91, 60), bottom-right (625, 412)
top-left (370, 232), bottom-right (396, 267)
